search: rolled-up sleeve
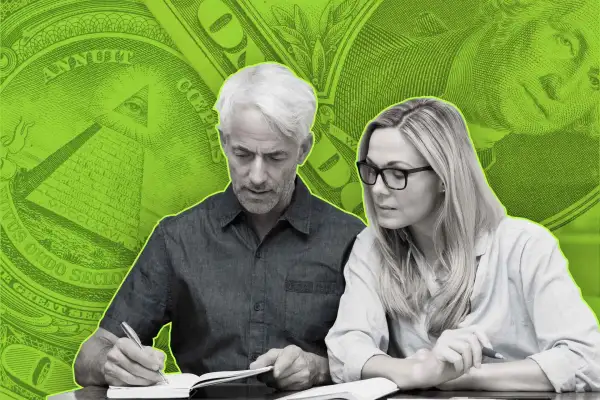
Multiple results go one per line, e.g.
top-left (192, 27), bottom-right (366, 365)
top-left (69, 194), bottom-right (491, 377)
top-left (325, 228), bottom-right (390, 383)
top-left (521, 230), bottom-right (600, 392)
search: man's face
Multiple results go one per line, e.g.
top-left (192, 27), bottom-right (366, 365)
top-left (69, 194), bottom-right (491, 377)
top-left (475, 0), bottom-right (599, 135)
top-left (221, 106), bottom-right (310, 214)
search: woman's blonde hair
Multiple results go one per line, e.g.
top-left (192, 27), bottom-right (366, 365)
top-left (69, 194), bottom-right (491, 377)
top-left (358, 97), bottom-right (506, 336)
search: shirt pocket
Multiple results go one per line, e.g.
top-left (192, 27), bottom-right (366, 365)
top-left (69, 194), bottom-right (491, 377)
top-left (284, 266), bottom-right (343, 344)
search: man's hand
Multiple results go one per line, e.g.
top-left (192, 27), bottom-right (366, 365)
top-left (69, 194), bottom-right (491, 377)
top-left (103, 337), bottom-right (166, 386)
top-left (249, 345), bottom-right (326, 390)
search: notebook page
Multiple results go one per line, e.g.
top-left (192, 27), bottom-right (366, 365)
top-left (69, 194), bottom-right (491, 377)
top-left (108, 373), bottom-right (200, 391)
top-left (107, 375), bottom-right (195, 400)
top-left (278, 378), bottom-right (398, 400)
top-left (161, 373), bottom-right (201, 388)
top-left (107, 386), bottom-right (189, 399)
top-left (191, 366), bottom-right (274, 389)
top-left (108, 366), bottom-right (274, 398)
top-left (196, 366), bottom-right (273, 383)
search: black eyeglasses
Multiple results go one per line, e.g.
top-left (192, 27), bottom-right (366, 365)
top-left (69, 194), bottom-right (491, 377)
top-left (356, 161), bottom-right (434, 190)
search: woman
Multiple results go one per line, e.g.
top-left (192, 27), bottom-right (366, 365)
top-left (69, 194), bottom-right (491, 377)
top-left (325, 97), bottom-right (600, 392)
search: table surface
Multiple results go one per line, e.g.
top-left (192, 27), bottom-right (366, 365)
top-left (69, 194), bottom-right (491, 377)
top-left (47, 383), bottom-right (600, 400)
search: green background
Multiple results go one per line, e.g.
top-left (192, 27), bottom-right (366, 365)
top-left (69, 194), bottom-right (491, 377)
top-left (0, 0), bottom-right (598, 398)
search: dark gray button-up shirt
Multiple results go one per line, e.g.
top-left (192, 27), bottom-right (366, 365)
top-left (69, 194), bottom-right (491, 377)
top-left (99, 178), bottom-right (365, 375)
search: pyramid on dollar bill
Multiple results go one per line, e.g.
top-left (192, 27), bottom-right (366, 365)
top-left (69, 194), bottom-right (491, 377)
top-left (16, 87), bottom-right (150, 252)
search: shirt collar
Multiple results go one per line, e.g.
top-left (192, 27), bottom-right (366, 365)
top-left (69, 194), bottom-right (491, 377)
top-left (475, 230), bottom-right (490, 257)
top-left (217, 184), bottom-right (244, 228)
top-left (217, 177), bottom-right (312, 235)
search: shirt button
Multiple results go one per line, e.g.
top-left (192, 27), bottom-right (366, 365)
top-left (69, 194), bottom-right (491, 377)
top-left (253, 301), bottom-right (264, 311)
top-left (255, 251), bottom-right (262, 258)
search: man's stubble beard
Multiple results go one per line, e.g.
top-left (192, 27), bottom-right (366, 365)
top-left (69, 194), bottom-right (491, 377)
top-left (237, 169), bottom-right (297, 215)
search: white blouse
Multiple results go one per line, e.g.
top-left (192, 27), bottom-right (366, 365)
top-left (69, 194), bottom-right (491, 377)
top-left (325, 217), bottom-right (600, 392)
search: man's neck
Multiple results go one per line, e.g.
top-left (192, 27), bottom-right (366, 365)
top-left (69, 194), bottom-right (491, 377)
top-left (248, 182), bottom-right (295, 241)
top-left (249, 211), bottom-right (281, 241)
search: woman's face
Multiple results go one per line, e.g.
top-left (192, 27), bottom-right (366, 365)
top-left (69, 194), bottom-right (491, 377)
top-left (364, 127), bottom-right (442, 230)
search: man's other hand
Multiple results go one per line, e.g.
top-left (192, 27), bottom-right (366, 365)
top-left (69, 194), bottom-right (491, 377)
top-left (249, 345), bottom-right (324, 390)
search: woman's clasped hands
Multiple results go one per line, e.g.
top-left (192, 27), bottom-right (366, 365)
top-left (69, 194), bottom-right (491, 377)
top-left (407, 326), bottom-right (493, 388)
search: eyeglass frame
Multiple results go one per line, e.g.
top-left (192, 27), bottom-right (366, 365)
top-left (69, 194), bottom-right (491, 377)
top-left (356, 160), bottom-right (434, 190)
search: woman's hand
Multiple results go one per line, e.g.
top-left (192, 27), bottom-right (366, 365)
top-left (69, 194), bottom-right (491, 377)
top-left (409, 326), bottom-right (492, 387)
top-left (432, 326), bottom-right (492, 375)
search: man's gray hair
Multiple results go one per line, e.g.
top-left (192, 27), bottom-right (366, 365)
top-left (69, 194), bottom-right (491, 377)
top-left (215, 63), bottom-right (317, 143)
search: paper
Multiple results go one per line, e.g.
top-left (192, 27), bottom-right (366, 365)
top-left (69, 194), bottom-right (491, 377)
top-left (279, 377), bottom-right (398, 400)
top-left (107, 366), bottom-right (273, 399)
top-left (389, 398), bottom-right (503, 400)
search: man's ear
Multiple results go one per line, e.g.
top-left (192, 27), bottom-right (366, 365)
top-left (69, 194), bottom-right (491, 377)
top-left (218, 128), bottom-right (227, 148)
top-left (297, 134), bottom-right (313, 165)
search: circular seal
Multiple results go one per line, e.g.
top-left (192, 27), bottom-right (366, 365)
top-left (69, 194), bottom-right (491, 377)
top-left (0, 0), bottom-right (229, 396)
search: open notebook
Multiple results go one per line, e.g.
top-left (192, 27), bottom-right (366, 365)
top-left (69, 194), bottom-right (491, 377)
top-left (106, 366), bottom-right (273, 399)
top-left (277, 377), bottom-right (399, 400)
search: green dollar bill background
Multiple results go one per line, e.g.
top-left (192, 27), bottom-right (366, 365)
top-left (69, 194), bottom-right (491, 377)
top-left (0, 0), bottom-right (597, 398)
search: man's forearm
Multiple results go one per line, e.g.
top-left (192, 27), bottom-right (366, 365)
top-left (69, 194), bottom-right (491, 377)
top-left (74, 339), bottom-right (112, 387)
top-left (441, 359), bottom-right (553, 391)
top-left (308, 353), bottom-right (332, 385)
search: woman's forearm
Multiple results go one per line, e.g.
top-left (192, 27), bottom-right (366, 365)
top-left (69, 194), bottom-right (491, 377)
top-left (362, 355), bottom-right (430, 390)
top-left (441, 359), bottom-right (553, 392)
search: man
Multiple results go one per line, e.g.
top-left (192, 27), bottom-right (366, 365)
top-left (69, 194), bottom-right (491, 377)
top-left (73, 63), bottom-right (365, 390)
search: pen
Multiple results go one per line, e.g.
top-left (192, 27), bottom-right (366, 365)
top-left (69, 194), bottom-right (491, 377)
top-left (120, 321), bottom-right (169, 384)
top-left (481, 346), bottom-right (504, 360)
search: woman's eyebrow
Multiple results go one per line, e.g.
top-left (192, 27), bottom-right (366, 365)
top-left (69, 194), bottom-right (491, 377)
top-left (365, 156), bottom-right (414, 168)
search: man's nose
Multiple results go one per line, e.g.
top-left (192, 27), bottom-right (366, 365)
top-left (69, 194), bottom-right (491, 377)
top-left (249, 157), bottom-right (267, 186)
top-left (540, 73), bottom-right (564, 101)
